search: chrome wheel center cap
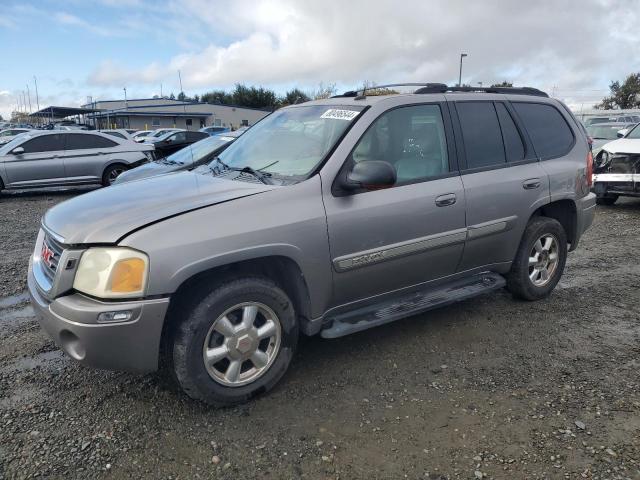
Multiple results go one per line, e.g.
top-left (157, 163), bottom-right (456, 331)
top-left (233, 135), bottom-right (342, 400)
top-left (235, 334), bottom-right (254, 354)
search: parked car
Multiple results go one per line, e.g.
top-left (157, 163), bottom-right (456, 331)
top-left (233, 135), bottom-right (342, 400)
top-left (586, 122), bottom-right (636, 157)
top-left (100, 129), bottom-right (135, 141)
top-left (28, 85), bottom-right (595, 406)
top-left (200, 126), bottom-right (231, 136)
top-left (115, 130), bottom-right (244, 184)
top-left (132, 130), bottom-right (154, 142)
top-left (142, 128), bottom-right (184, 143)
top-left (592, 122), bottom-right (640, 205)
top-left (0, 128), bottom-right (32, 145)
top-left (149, 130), bottom-right (209, 158)
top-left (0, 130), bottom-right (154, 191)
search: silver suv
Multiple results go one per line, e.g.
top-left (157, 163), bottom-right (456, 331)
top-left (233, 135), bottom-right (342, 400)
top-left (0, 130), bottom-right (154, 190)
top-left (28, 84), bottom-right (596, 405)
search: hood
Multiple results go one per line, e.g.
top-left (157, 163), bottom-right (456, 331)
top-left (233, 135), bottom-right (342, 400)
top-left (114, 161), bottom-right (180, 184)
top-left (601, 138), bottom-right (640, 154)
top-left (44, 171), bottom-right (276, 244)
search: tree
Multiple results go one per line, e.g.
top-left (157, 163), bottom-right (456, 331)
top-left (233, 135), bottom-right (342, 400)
top-left (169, 92), bottom-right (176, 100)
top-left (177, 91), bottom-right (186, 101)
top-left (596, 73), bottom-right (640, 110)
top-left (0, 113), bottom-right (4, 121)
top-left (201, 90), bottom-right (233, 105)
top-left (279, 88), bottom-right (311, 106)
top-left (491, 81), bottom-right (513, 87)
top-left (312, 82), bottom-right (337, 100)
top-left (231, 84), bottom-right (278, 109)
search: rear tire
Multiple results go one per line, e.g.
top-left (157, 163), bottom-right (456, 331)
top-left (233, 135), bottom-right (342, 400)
top-left (172, 277), bottom-right (298, 406)
top-left (506, 216), bottom-right (567, 301)
top-left (102, 163), bottom-right (128, 186)
top-left (595, 194), bottom-right (618, 206)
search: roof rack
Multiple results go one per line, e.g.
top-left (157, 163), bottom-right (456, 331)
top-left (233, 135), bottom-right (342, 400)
top-left (332, 83), bottom-right (548, 99)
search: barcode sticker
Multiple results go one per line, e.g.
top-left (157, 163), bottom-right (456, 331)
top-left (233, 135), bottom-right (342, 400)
top-left (320, 109), bottom-right (360, 121)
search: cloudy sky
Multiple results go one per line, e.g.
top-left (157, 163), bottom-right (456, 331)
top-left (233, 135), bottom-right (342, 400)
top-left (1, 0), bottom-right (638, 120)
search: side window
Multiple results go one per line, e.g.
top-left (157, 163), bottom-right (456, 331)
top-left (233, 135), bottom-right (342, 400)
top-left (495, 103), bottom-right (525, 162)
top-left (352, 104), bottom-right (449, 185)
top-left (104, 131), bottom-right (126, 139)
top-left (456, 102), bottom-right (505, 169)
top-left (66, 134), bottom-right (118, 150)
top-left (512, 102), bottom-right (574, 159)
top-left (172, 132), bottom-right (187, 142)
top-left (20, 134), bottom-right (66, 153)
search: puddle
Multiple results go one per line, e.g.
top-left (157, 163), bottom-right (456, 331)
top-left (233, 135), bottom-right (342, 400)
top-left (0, 292), bottom-right (30, 308)
top-left (5, 350), bottom-right (65, 373)
top-left (0, 305), bottom-right (36, 334)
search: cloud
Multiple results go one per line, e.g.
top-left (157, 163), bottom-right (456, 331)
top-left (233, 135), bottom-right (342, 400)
top-left (83, 0), bottom-right (640, 109)
top-left (54, 11), bottom-right (121, 37)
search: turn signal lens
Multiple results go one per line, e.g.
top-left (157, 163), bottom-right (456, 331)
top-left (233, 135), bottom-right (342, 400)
top-left (73, 247), bottom-right (148, 299)
top-left (109, 258), bottom-right (146, 293)
top-left (586, 151), bottom-right (593, 187)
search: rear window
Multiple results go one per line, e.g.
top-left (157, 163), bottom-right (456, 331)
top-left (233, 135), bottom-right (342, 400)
top-left (495, 103), bottom-right (525, 162)
top-left (512, 103), bottom-right (574, 159)
top-left (66, 134), bottom-right (118, 150)
top-left (20, 134), bottom-right (66, 153)
top-left (456, 102), bottom-right (505, 169)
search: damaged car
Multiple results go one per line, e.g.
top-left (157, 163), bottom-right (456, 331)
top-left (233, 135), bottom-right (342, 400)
top-left (593, 123), bottom-right (640, 205)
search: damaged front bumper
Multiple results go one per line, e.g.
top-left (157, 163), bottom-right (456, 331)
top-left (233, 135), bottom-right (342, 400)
top-left (593, 152), bottom-right (640, 198)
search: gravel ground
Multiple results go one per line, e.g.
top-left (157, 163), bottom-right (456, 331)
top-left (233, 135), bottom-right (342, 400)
top-left (1, 188), bottom-right (639, 480)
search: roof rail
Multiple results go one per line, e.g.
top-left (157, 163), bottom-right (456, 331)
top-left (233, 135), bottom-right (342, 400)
top-left (415, 85), bottom-right (549, 97)
top-left (333, 83), bottom-right (548, 98)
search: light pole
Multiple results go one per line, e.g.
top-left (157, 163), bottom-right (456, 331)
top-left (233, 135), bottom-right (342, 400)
top-left (458, 53), bottom-right (468, 87)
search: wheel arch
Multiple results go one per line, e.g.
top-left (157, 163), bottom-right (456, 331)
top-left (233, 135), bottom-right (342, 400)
top-left (160, 254), bottom-right (313, 367)
top-left (529, 199), bottom-right (577, 249)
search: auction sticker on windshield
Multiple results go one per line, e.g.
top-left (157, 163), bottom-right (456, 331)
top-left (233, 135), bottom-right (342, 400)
top-left (320, 109), bottom-right (360, 121)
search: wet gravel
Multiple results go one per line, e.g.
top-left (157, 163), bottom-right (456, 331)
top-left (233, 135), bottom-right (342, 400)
top-left (1, 188), bottom-right (639, 479)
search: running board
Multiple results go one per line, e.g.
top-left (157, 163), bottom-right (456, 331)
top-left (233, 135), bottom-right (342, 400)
top-left (320, 273), bottom-right (506, 338)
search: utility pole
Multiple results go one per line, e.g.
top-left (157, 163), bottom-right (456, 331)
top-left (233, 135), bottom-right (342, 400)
top-left (458, 53), bottom-right (468, 87)
top-left (178, 70), bottom-right (184, 99)
top-left (123, 87), bottom-right (128, 108)
top-left (178, 70), bottom-right (187, 120)
top-left (34, 76), bottom-right (40, 112)
top-left (160, 83), bottom-right (163, 98)
top-left (26, 84), bottom-right (32, 113)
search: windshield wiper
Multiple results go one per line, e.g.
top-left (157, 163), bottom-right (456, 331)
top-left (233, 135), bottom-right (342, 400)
top-left (209, 156), bottom-right (230, 173)
top-left (234, 166), bottom-right (271, 184)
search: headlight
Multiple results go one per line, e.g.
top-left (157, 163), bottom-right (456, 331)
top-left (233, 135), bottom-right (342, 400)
top-left (73, 248), bottom-right (149, 299)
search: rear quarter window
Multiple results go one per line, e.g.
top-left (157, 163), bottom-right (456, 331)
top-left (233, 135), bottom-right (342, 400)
top-left (512, 102), bottom-right (574, 159)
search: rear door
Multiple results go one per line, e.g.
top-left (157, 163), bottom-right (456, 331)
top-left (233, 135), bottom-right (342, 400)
top-left (63, 133), bottom-right (120, 181)
top-left (4, 134), bottom-right (66, 186)
top-left (322, 102), bottom-right (467, 306)
top-left (451, 100), bottom-right (550, 271)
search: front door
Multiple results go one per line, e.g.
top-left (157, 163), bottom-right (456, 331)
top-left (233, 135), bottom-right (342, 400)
top-left (4, 133), bottom-right (66, 187)
top-left (451, 100), bottom-right (550, 271)
top-left (322, 103), bottom-right (466, 307)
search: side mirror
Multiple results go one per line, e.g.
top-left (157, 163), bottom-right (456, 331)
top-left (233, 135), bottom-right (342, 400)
top-left (12, 146), bottom-right (24, 155)
top-left (617, 129), bottom-right (627, 138)
top-left (340, 160), bottom-right (397, 192)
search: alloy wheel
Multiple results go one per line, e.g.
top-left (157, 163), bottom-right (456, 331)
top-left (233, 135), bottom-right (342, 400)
top-left (202, 302), bottom-right (282, 387)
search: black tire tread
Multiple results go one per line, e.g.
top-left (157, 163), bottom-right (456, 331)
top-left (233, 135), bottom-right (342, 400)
top-left (506, 216), bottom-right (567, 301)
top-left (172, 276), bottom-right (297, 406)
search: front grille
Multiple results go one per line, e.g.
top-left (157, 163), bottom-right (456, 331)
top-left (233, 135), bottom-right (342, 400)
top-left (40, 232), bottom-right (65, 283)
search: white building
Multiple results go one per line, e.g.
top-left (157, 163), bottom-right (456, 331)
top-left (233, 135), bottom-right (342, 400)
top-left (83, 98), bottom-right (271, 131)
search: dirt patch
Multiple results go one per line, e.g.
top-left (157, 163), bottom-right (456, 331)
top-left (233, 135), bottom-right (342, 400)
top-left (1, 190), bottom-right (639, 479)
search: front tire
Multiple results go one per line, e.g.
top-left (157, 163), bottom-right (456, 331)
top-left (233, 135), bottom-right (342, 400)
top-left (102, 163), bottom-right (128, 186)
top-left (506, 216), bottom-right (567, 301)
top-left (172, 277), bottom-right (298, 406)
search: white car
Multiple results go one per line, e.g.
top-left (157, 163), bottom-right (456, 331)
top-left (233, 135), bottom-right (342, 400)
top-left (100, 129), bottom-right (136, 141)
top-left (0, 128), bottom-right (32, 146)
top-left (132, 130), bottom-right (154, 142)
top-left (142, 128), bottom-right (185, 144)
top-left (592, 123), bottom-right (640, 205)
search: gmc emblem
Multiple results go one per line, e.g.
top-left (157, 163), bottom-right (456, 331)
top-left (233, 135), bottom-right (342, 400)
top-left (41, 242), bottom-right (55, 268)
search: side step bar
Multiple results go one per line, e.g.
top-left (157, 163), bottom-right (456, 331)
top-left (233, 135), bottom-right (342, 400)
top-left (320, 273), bottom-right (506, 338)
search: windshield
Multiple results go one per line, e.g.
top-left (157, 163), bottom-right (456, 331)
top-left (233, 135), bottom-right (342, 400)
top-left (587, 125), bottom-right (622, 140)
top-left (216, 105), bottom-right (364, 179)
top-left (153, 129), bottom-right (174, 138)
top-left (162, 136), bottom-right (232, 165)
top-left (1, 132), bottom-right (31, 151)
top-left (626, 124), bottom-right (640, 139)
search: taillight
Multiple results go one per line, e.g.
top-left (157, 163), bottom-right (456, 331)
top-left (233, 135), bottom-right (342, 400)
top-left (586, 151), bottom-right (593, 187)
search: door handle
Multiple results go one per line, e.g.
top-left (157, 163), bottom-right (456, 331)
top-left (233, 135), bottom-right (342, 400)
top-left (523, 178), bottom-right (541, 190)
top-left (435, 193), bottom-right (457, 207)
